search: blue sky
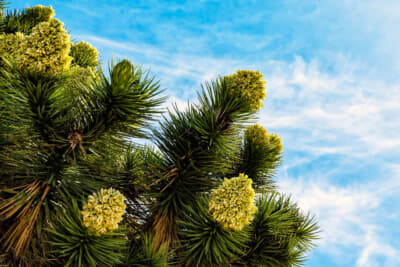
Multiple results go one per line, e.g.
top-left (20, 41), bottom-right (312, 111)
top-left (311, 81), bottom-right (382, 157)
top-left (9, 1), bottom-right (400, 266)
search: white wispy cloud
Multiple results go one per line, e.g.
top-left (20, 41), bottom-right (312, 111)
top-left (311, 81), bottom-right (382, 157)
top-left (77, 33), bottom-right (400, 158)
top-left (74, 34), bottom-right (243, 99)
top-left (278, 168), bottom-right (400, 266)
top-left (255, 55), bottom-right (400, 265)
top-left (63, 3), bottom-right (103, 18)
top-left (72, 7), bottom-right (400, 267)
top-left (259, 56), bottom-right (400, 157)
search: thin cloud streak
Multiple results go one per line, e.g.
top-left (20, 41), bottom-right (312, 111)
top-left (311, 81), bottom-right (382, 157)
top-left (39, 1), bottom-right (400, 265)
top-left (278, 169), bottom-right (400, 266)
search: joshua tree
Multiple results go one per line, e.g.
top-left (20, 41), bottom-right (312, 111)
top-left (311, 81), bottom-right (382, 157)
top-left (0, 2), bottom-right (319, 266)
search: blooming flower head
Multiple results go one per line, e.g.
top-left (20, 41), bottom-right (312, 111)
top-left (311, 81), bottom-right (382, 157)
top-left (209, 173), bottom-right (258, 231)
top-left (20, 18), bottom-right (72, 74)
top-left (224, 70), bottom-right (266, 111)
top-left (245, 123), bottom-right (282, 151)
top-left (24, 5), bottom-right (55, 27)
top-left (81, 188), bottom-right (126, 235)
top-left (0, 15), bottom-right (72, 75)
top-left (0, 32), bottom-right (25, 57)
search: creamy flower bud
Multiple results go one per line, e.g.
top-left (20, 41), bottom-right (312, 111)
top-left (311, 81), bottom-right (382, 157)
top-left (209, 173), bottom-right (257, 231)
top-left (81, 188), bottom-right (126, 235)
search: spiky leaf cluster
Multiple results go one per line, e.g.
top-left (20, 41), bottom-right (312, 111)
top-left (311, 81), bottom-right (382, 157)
top-left (1, 5), bottom-right (55, 34)
top-left (209, 173), bottom-right (257, 231)
top-left (236, 123), bottom-right (283, 192)
top-left (123, 234), bottom-right (171, 267)
top-left (81, 188), bottom-right (127, 235)
top-left (70, 40), bottom-right (99, 68)
top-left (179, 200), bottom-right (248, 267)
top-left (24, 5), bottom-right (55, 25)
top-left (48, 200), bottom-right (126, 267)
top-left (241, 193), bottom-right (319, 266)
top-left (147, 71), bottom-right (268, 251)
top-left (0, 3), bottom-right (163, 265)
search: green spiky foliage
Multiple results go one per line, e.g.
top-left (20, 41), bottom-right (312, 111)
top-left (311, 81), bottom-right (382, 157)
top-left (235, 123), bottom-right (283, 192)
top-left (122, 234), bottom-right (172, 267)
top-left (240, 193), bottom-right (319, 266)
top-left (0, 2), bottom-right (319, 267)
top-left (178, 200), bottom-right (248, 267)
top-left (148, 78), bottom-right (255, 246)
top-left (1, 4), bottom-right (54, 35)
top-left (0, 3), bottom-right (163, 266)
top-left (0, 0), bottom-right (7, 11)
top-left (70, 41), bottom-right (100, 68)
top-left (47, 200), bottom-right (126, 267)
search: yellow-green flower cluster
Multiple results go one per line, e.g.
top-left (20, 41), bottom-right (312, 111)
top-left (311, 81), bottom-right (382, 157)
top-left (25, 5), bottom-right (55, 29)
top-left (0, 12), bottom-right (72, 75)
top-left (0, 32), bottom-right (25, 56)
top-left (245, 123), bottom-right (283, 152)
top-left (224, 70), bottom-right (266, 111)
top-left (19, 18), bottom-right (72, 74)
top-left (70, 41), bottom-right (99, 68)
top-left (209, 173), bottom-right (257, 231)
top-left (81, 188), bottom-right (126, 235)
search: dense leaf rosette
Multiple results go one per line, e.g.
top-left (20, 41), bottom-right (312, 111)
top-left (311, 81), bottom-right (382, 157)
top-left (70, 40), bottom-right (99, 68)
top-left (239, 123), bottom-right (283, 191)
